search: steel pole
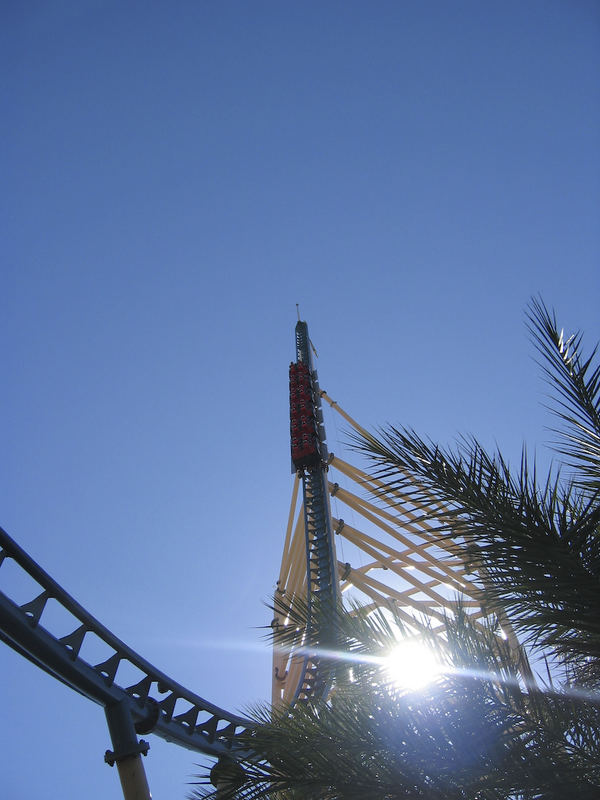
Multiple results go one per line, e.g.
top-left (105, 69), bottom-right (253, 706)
top-left (115, 755), bottom-right (152, 800)
top-left (105, 701), bottom-right (152, 800)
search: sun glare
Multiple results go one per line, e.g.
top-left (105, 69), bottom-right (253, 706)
top-left (383, 640), bottom-right (443, 692)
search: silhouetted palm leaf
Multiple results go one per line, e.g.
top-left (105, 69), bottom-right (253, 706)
top-left (527, 296), bottom-right (600, 493)
top-left (352, 422), bottom-right (600, 685)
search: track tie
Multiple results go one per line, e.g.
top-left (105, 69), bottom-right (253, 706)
top-left (174, 705), bottom-right (199, 730)
top-left (94, 652), bottom-right (121, 685)
top-left (126, 674), bottom-right (153, 700)
top-left (159, 692), bottom-right (178, 720)
top-left (198, 715), bottom-right (218, 741)
top-left (19, 591), bottom-right (50, 626)
top-left (59, 624), bottom-right (88, 659)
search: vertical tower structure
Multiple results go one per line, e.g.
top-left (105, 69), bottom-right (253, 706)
top-left (288, 320), bottom-right (340, 701)
top-left (276, 323), bottom-right (535, 707)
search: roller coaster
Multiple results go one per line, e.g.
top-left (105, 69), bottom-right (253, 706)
top-left (0, 320), bottom-right (520, 798)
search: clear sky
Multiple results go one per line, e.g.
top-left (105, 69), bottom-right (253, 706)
top-left (2, 2), bottom-right (599, 798)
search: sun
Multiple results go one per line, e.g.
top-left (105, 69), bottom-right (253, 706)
top-left (382, 640), bottom-right (443, 692)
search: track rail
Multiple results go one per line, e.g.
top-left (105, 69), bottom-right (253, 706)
top-left (0, 526), bottom-right (250, 758)
top-left (289, 321), bottom-right (340, 702)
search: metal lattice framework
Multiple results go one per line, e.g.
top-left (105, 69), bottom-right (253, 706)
top-left (272, 388), bottom-right (527, 706)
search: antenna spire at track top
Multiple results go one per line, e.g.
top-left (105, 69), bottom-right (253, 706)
top-left (295, 306), bottom-right (319, 358)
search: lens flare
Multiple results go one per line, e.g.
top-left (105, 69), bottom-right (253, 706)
top-left (383, 640), bottom-right (443, 691)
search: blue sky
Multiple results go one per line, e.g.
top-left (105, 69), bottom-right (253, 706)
top-left (2, 2), bottom-right (599, 798)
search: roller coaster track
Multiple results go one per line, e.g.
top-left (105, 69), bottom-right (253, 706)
top-left (286, 321), bottom-right (340, 703)
top-left (0, 525), bottom-right (250, 758)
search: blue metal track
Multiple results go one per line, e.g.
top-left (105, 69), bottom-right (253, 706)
top-left (0, 526), bottom-right (250, 757)
top-left (291, 321), bottom-right (340, 702)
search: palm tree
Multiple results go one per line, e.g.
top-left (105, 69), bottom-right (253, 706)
top-left (191, 298), bottom-right (600, 799)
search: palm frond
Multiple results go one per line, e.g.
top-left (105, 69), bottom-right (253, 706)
top-left (527, 296), bottom-right (600, 492)
top-left (353, 423), bottom-right (600, 685)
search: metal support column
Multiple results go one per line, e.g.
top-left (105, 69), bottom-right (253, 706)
top-left (105, 700), bottom-right (152, 800)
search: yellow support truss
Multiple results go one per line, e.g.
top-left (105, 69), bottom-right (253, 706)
top-left (272, 395), bottom-right (527, 706)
